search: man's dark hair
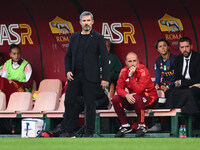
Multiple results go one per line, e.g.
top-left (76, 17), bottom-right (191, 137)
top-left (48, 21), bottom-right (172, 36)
top-left (179, 37), bottom-right (192, 45)
top-left (9, 44), bottom-right (21, 53)
top-left (155, 38), bottom-right (170, 49)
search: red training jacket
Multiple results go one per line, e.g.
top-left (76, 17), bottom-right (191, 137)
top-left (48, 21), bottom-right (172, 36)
top-left (116, 62), bottom-right (158, 101)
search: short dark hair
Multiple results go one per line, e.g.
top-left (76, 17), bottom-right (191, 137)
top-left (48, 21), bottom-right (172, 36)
top-left (9, 44), bottom-right (21, 53)
top-left (179, 37), bottom-right (192, 45)
top-left (155, 38), bottom-right (170, 49)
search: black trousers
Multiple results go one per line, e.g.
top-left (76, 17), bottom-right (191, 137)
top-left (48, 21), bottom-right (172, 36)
top-left (63, 72), bottom-right (98, 133)
top-left (165, 87), bottom-right (200, 114)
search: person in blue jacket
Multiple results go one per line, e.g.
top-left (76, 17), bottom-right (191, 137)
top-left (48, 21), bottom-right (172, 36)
top-left (148, 38), bottom-right (176, 131)
top-left (154, 38), bottom-right (176, 92)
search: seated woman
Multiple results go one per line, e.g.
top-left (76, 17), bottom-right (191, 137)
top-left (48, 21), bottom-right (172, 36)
top-left (149, 38), bottom-right (176, 131)
top-left (0, 44), bottom-right (33, 106)
top-left (154, 38), bottom-right (176, 97)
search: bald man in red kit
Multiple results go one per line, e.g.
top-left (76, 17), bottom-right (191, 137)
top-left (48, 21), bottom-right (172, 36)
top-left (112, 52), bottom-right (157, 137)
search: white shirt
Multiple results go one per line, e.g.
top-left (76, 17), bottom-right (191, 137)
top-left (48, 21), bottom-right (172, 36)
top-left (182, 52), bottom-right (192, 79)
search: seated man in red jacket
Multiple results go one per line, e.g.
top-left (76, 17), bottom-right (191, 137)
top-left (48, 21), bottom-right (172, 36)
top-left (112, 52), bottom-right (157, 137)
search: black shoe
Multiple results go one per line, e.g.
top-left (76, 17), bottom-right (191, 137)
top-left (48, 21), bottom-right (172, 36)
top-left (83, 133), bottom-right (94, 137)
top-left (82, 128), bottom-right (95, 137)
top-left (50, 124), bottom-right (64, 134)
top-left (135, 124), bottom-right (147, 137)
top-left (59, 131), bottom-right (75, 138)
top-left (115, 126), bottom-right (132, 137)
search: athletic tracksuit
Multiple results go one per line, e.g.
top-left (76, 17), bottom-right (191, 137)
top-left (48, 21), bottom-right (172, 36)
top-left (112, 62), bottom-right (158, 125)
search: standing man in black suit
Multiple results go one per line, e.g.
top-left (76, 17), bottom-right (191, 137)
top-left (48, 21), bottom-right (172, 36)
top-left (62, 11), bottom-right (109, 137)
top-left (165, 37), bottom-right (200, 115)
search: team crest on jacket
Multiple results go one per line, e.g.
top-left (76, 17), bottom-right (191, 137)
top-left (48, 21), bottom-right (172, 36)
top-left (142, 97), bottom-right (147, 103)
top-left (158, 13), bottom-right (184, 52)
top-left (49, 16), bottom-right (74, 52)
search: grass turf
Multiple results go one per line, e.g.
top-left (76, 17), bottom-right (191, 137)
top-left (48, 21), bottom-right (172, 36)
top-left (0, 138), bottom-right (199, 150)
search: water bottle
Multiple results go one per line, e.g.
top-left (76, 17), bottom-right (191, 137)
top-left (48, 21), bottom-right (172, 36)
top-left (179, 125), bottom-right (183, 138)
top-left (11, 125), bottom-right (15, 134)
top-left (182, 125), bottom-right (187, 138)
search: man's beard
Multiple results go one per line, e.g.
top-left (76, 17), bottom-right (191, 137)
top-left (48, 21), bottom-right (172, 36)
top-left (183, 51), bottom-right (190, 57)
top-left (83, 25), bottom-right (91, 32)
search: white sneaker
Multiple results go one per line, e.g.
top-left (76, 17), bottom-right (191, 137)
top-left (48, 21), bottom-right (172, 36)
top-left (115, 126), bottom-right (132, 137)
top-left (136, 124), bottom-right (147, 137)
top-left (147, 123), bottom-right (161, 131)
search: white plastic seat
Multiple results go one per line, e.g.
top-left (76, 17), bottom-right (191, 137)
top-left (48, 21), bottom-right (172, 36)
top-left (38, 79), bottom-right (62, 97)
top-left (157, 89), bottom-right (165, 98)
top-left (0, 92), bottom-right (32, 117)
top-left (46, 93), bottom-right (65, 118)
top-left (0, 92), bottom-right (6, 111)
top-left (21, 92), bottom-right (59, 117)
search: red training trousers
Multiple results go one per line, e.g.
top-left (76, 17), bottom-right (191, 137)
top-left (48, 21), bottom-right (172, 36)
top-left (112, 94), bottom-right (155, 125)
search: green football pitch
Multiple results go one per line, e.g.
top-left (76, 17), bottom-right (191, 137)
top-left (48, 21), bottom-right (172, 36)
top-left (0, 138), bottom-right (199, 150)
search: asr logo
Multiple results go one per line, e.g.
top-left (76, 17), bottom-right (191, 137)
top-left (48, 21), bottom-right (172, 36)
top-left (158, 13), bottom-right (184, 51)
top-left (0, 24), bottom-right (33, 45)
top-left (102, 22), bottom-right (136, 44)
top-left (49, 16), bottom-right (74, 52)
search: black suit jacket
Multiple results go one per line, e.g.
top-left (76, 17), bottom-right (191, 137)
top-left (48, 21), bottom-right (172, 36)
top-left (65, 29), bottom-right (109, 82)
top-left (174, 50), bottom-right (200, 87)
